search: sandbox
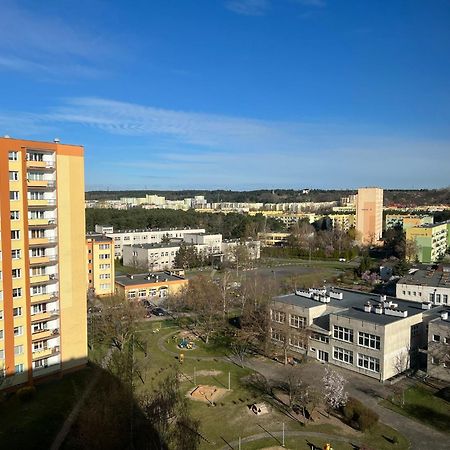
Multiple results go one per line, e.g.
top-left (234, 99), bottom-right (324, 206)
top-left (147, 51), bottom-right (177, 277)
top-left (189, 384), bottom-right (228, 404)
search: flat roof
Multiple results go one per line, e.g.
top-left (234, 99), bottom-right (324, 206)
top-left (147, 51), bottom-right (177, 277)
top-left (86, 233), bottom-right (113, 242)
top-left (115, 271), bottom-right (186, 286)
top-left (273, 287), bottom-right (445, 326)
top-left (111, 227), bottom-right (205, 234)
top-left (398, 266), bottom-right (450, 289)
top-left (123, 242), bottom-right (183, 250)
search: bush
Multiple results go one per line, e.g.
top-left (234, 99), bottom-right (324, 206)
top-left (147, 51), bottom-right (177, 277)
top-left (16, 386), bottom-right (36, 402)
top-left (341, 396), bottom-right (379, 431)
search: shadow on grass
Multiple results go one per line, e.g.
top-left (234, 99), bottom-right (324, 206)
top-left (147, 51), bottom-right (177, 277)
top-left (402, 404), bottom-right (450, 433)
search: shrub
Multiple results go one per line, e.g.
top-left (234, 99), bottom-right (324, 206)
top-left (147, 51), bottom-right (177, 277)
top-left (341, 396), bottom-right (379, 431)
top-left (358, 408), bottom-right (379, 431)
top-left (16, 386), bottom-right (36, 402)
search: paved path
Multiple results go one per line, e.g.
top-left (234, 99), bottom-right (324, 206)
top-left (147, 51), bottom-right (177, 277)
top-left (243, 357), bottom-right (449, 450)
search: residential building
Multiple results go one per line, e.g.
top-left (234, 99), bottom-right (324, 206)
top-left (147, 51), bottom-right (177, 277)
top-left (123, 243), bottom-right (183, 271)
top-left (405, 222), bottom-right (448, 263)
top-left (183, 233), bottom-right (222, 255)
top-left (329, 213), bottom-right (355, 232)
top-left (86, 233), bottom-right (115, 296)
top-left (96, 226), bottom-right (206, 258)
top-left (0, 137), bottom-right (87, 389)
top-left (257, 232), bottom-right (290, 247)
top-left (115, 272), bottom-right (188, 302)
top-left (427, 312), bottom-right (450, 382)
top-left (396, 265), bottom-right (450, 305)
top-left (270, 287), bottom-right (445, 381)
top-left (385, 214), bottom-right (433, 231)
top-left (355, 187), bottom-right (383, 245)
top-left (221, 239), bottom-right (261, 261)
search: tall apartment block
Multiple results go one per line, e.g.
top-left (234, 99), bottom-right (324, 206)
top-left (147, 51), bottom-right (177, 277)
top-left (356, 187), bottom-right (383, 245)
top-left (0, 137), bottom-right (87, 389)
top-left (86, 233), bottom-right (115, 296)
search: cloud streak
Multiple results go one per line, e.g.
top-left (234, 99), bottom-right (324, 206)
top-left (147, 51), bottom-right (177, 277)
top-left (225, 0), bottom-right (270, 16)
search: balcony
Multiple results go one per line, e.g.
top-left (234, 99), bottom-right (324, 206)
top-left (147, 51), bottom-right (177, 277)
top-left (28, 237), bottom-right (58, 246)
top-left (28, 218), bottom-right (57, 227)
top-left (27, 179), bottom-right (56, 189)
top-left (32, 346), bottom-right (60, 361)
top-left (31, 309), bottom-right (59, 323)
top-left (28, 199), bottom-right (57, 208)
top-left (30, 292), bottom-right (58, 305)
top-left (31, 328), bottom-right (60, 341)
top-left (26, 160), bottom-right (55, 170)
top-left (29, 274), bottom-right (50, 284)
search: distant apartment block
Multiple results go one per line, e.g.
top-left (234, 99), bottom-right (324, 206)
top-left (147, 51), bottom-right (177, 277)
top-left (356, 187), bottom-right (383, 245)
top-left (270, 287), bottom-right (446, 381)
top-left (86, 233), bottom-right (115, 296)
top-left (94, 226), bottom-right (206, 258)
top-left (329, 213), bottom-right (355, 232)
top-left (385, 214), bottom-right (434, 231)
top-left (406, 222), bottom-right (448, 263)
top-left (257, 232), bottom-right (290, 247)
top-left (115, 272), bottom-right (188, 302)
top-left (396, 266), bottom-right (450, 305)
top-left (0, 137), bottom-right (87, 389)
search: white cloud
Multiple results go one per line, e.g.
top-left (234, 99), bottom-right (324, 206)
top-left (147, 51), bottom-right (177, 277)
top-left (225, 0), bottom-right (270, 16)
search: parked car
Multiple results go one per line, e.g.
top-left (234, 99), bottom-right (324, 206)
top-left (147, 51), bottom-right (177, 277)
top-left (152, 307), bottom-right (166, 316)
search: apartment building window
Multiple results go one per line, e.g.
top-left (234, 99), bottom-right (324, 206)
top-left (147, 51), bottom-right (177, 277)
top-left (271, 310), bottom-right (286, 324)
top-left (149, 289), bottom-right (157, 297)
top-left (29, 210), bottom-right (45, 219)
top-left (432, 334), bottom-right (441, 342)
top-left (99, 274), bottom-right (110, 279)
top-left (99, 254), bottom-right (110, 259)
top-left (30, 229), bottom-right (45, 239)
top-left (436, 294), bottom-right (441, 304)
top-left (429, 293), bottom-right (435, 302)
top-left (10, 191), bottom-right (19, 200)
top-left (333, 347), bottom-right (353, 364)
top-left (333, 325), bottom-right (354, 343)
top-left (33, 341), bottom-right (45, 352)
top-left (9, 171), bottom-right (19, 181)
top-left (15, 364), bottom-right (24, 374)
top-left (100, 283), bottom-right (111, 290)
top-left (99, 244), bottom-right (110, 249)
top-left (138, 289), bottom-right (147, 297)
top-left (271, 329), bottom-right (285, 343)
top-left (357, 354), bottom-right (380, 373)
top-left (0, 310), bottom-right (3, 319)
top-left (31, 248), bottom-right (45, 257)
top-left (12, 249), bottom-right (21, 259)
top-left (8, 151), bottom-right (19, 160)
top-left (31, 285), bottom-right (44, 295)
top-left (0, 349), bottom-right (4, 360)
top-left (31, 266), bottom-right (45, 276)
top-left (28, 152), bottom-right (44, 161)
top-left (128, 291), bottom-right (136, 299)
top-left (14, 326), bottom-right (23, 336)
top-left (13, 307), bottom-right (22, 317)
top-left (12, 288), bottom-right (22, 298)
top-left (0, 330), bottom-right (3, 340)
top-left (29, 191), bottom-right (44, 200)
top-left (411, 324), bottom-right (420, 337)
top-left (10, 210), bottom-right (19, 220)
top-left (32, 304), bottom-right (46, 315)
top-left (32, 322), bottom-right (47, 333)
top-left (358, 332), bottom-right (381, 350)
top-left (444, 295), bottom-right (448, 304)
top-left (34, 359), bottom-right (48, 369)
top-left (14, 345), bottom-right (24, 355)
top-left (99, 264), bottom-right (111, 269)
top-left (11, 230), bottom-right (20, 240)
top-left (289, 314), bottom-right (306, 328)
top-left (311, 333), bottom-right (330, 343)
top-left (12, 268), bottom-right (21, 279)
top-left (289, 335), bottom-right (306, 349)
top-left (28, 171), bottom-right (44, 181)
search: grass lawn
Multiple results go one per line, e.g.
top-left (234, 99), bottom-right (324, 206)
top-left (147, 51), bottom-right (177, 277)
top-left (381, 383), bottom-right (450, 433)
top-left (0, 367), bottom-right (93, 450)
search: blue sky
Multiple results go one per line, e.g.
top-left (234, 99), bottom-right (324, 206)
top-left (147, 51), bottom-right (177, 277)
top-left (1, 0), bottom-right (450, 190)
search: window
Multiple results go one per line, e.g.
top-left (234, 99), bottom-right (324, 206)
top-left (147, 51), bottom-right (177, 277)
top-left (436, 294), bottom-right (441, 303)
top-left (8, 151), bottom-right (18, 161)
top-left (99, 254), bottom-right (110, 259)
top-left (358, 332), bottom-right (381, 350)
top-left (32, 322), bottom-right (47, 333)
top-left (15, 364), bottom-right (24, 374)
top-left (9, 171), bottom-right (19, 181)
top-left (289, 314), bottom-right (306, 328)
top-left (311, 333), bottom-right (330, 343)
top-left (0, 330), bottom-right (3, 339)
top-left (30, 229), bottom-right (45, 239)
top-left (28, 171), bottom-right (44, 181)
top-left (333, 325), bottom-right (354, 343)
top-left (33, 341), bottom-right (45, 352)
top-left (289, 335), bottom-right (306, 349)
top-left (12, 249), bottom-right (21, 259)
top-left (271, 329), bottom-right (285, 342)
top-left (12, 268), bottom-right (21, 278)
top-left (10, 191), bottom-right (19, 200)
top-left (138, 289), bottom-right (147, 297)
top-left (14, 345), bottom-right (24, 355)
top-left (99, 244), bottom-right (110, 250)
top-left (128, 291), bottom-right (136, 299)
top-left (11, 230), bottom-right (20, 240)
top-left (32, 304), bottom-right (47, 315)
top-left (13, 326), bottom-right (23, 336)
top-left (333, 347), bottom-right (353, 364)
top-left (12, 288), bottom-right (22, 298)
top-left (31, 248), bottom-right (45, 257)
top-left (29, 210), bottom-right (45, 219)
top-left (0, 349), bottom-right (4, 359)
top-left (357, 354), bottom-right (380, 373)
top-left (271, 310), bottom-right (286, 323)
top-left (411, 324), bottom-right (420, 337)
top-left (31, 285), bottom-right (44, 295)
top-left (100, 283), bottom-right (111, 290)
top-left (13, 307), bottom-right (22, 317)
top-left (29, 191), bottom-right (44, 200)
top-left (443, 295), bottom-right (448, 304)
top-left (429, 293), bottom-right (435, 302)
top-left (10, 210), bottom-right (19, 220)
top-left (34, 359), bottom-right (48, 369)
top-left (99, 274), bottom-right (110, 279)
top-left (99, 264), bottom-right (111, 269)
top-left (432, 334), bottom-right (441, 342)
top-left (28, 152), bottom-right (44, 161)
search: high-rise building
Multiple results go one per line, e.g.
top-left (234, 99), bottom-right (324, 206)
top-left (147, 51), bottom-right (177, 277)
top-left (86, 233), bottom-right (115, 296)
top-left (0, 137), bottom-right (87, 389)
top-left (356, 187), bottom-right (383, 245)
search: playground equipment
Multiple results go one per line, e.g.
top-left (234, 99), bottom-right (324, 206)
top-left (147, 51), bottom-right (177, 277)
top-left (178, 338), bottom-right (195, 349)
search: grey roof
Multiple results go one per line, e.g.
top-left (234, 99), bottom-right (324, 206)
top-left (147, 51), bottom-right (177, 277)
top-left (115, 271), bottom-right (186, 286)
top-left (112, 227), bottom-right (205, 234)
top-left (123, 242), bottom-right (182, 250)
top-left (86, 233), bottom-right (113, 242)
top-left (398, 266), bottom-right (450, 289)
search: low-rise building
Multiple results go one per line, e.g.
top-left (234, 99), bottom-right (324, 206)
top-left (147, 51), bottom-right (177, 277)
top-left (221, 239), bottom-right (261, 261)
top-left (270, 287), bottom-right (445, 381)
top-left (427, 312), bottom-right (450, 381)
top-left (123, 243), bottom-right (183, 271)
top-left (396, 265), bottom-right (450, 305)
top-left (257, 232), bottom-right (290, 247)
top-left (406, 222), bottom-right (448, 263)
top-left (86, 233), bottom-right (115, 296)
top-left (115, 272), bottom-right (188, 302)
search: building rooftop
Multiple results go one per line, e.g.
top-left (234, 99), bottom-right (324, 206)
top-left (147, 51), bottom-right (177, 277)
top-left (86, 233), bottom-right (113, 242)
top-left (111, 227), bottom-right (205, 234)
top-left (273, 287), bottom-right (445, 326)
top-left (123, 242), bottom-right (184, 250)
top-left (115, 271), bottom-right (186, 286)
top-left (398, 265), bottom-right (450, 289)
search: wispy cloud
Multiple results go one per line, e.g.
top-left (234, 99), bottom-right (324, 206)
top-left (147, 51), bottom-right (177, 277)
top-left (0, 0), bottom-right (114, 78)
top-left (225, 0), bottom-right (270, 16)
top-left (293, 0), bottom-right (326, 7)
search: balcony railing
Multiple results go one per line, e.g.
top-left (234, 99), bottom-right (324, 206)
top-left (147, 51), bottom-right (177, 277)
top-left (26, 160), bottom-right (56, 169)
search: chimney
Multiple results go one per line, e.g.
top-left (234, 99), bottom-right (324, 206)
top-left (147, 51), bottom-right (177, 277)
top-left (441, 311), bottom-right (449, 320)
top-left (364, 302), bottom-right (372, 313)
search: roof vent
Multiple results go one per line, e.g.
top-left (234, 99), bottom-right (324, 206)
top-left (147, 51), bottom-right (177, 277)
top-left (54, 138), bottom-right (60, 143)
top-left (421, 302), bottom-right (432, 310)
top-left (441, 311), bottom-right (449, 320)
top-left (3, 134), bottom-right (11, 138)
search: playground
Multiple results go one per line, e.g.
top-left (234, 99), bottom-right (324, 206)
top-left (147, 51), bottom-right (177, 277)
top-left (189, 385), bottom-right (228, 404)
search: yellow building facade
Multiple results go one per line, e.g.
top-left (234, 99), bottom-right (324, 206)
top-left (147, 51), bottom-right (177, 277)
top-left (356, 187), bottom-right (383, 245)
top-left (86, 233), bottom-right (115, 297)
top-left (0, 137), bottom-right (87, 389)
